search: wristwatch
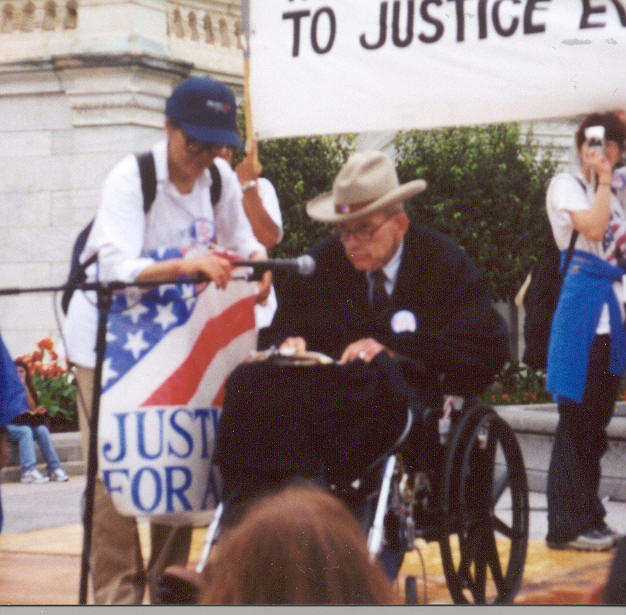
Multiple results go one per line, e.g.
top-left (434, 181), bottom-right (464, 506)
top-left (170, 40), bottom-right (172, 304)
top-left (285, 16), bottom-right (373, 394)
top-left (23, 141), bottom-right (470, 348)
top-left (241, 180), bottom-right (258, 192)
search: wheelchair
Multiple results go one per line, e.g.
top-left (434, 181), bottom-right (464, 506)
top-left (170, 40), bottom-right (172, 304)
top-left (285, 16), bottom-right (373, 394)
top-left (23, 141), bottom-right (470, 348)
top-left (173, 350), bottom-right (529, 605)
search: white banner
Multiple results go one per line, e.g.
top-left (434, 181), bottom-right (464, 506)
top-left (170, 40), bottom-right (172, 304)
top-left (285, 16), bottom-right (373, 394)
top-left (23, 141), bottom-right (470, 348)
top-left (98, 248), bottom-right (258, 525)
top-left (248, 0), bottom-right (626, 139)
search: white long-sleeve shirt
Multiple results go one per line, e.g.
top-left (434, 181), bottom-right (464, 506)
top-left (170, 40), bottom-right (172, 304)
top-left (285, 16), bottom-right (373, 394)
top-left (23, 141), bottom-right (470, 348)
top-left (63, 139), bottom-right (264, 367)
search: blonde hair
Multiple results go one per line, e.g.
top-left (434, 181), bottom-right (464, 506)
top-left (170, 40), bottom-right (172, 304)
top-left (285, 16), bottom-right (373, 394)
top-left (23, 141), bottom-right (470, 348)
top-left (201, 483), bottom-right (396, 605)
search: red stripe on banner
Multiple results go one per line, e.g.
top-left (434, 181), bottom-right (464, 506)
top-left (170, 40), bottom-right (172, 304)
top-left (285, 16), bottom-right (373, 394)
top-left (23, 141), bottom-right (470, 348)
top-left (141, 294), bottom-right (256, 406)
top-left (211, 381), bottom-right (226, 408)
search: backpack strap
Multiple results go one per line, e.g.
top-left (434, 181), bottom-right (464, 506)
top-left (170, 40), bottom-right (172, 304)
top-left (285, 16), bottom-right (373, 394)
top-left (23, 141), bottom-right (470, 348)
top-left (208, 162), bottom-right (221, 207)
top-left (135, 151), bottom-right (157, 213)
top-left (559, 174), bottom-right (586, 276)
top-left (561, 230), bottom-right (578, 276)
top-left (136, 152), bottom-right (221, 210)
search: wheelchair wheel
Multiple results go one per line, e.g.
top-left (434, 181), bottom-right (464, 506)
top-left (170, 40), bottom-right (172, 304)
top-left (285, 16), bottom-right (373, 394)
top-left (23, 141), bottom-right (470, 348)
top-left (438, 406), bottom-right (529, 604)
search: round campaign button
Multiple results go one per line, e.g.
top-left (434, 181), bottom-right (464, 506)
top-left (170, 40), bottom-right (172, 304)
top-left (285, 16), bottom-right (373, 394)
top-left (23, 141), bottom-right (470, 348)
top-left (390, 310), bottom-right (417, 333)
top-left (189, 217), bottom-right (216, 246)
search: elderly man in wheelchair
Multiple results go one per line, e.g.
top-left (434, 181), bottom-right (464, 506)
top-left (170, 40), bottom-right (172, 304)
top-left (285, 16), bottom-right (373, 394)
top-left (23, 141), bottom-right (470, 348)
top-left (189, 151), bottom-right (528, 605)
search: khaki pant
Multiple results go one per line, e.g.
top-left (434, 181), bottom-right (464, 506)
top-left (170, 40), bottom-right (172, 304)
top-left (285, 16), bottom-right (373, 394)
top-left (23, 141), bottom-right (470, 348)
top-left (75, 366), bottom-right (192, 604)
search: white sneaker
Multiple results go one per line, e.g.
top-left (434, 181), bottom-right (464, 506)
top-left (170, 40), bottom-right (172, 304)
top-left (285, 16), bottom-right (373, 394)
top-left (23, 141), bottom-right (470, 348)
top-left (49, 468), bottom-right (69, 482)
top-left (21, 468), bottom-right (49, 484)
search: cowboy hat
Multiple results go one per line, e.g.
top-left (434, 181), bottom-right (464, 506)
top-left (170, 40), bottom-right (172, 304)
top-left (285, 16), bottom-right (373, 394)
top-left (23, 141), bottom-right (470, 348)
top-left (306, 150), bottom-right (426, 223)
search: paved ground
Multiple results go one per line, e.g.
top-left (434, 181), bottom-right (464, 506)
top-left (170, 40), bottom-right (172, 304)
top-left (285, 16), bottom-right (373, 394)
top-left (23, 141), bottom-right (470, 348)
top-left (1, 475), bottom-right (625, 604)
top-left (4, 473), bottom-right (626, 539)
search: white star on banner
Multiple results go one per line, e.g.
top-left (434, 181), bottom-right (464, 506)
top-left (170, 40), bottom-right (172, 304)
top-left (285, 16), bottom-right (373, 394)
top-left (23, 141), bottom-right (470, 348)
top-left (125, 300), bottom-right (150, 324)
top-left (101, 357), bottom-right (118, 388)
top-left (154, 303), bottom-right (179, 331)
top-left (123, 330), bottom-right (150, 360)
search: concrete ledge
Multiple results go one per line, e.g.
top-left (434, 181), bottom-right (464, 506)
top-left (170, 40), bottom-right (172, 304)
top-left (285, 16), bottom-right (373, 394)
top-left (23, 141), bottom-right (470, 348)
top-left (1, 430), bottom-right (84, 483)
top-left (4, 404), bottom-right (626, 501)
top-left (495, 403), bottom-right (626, 502)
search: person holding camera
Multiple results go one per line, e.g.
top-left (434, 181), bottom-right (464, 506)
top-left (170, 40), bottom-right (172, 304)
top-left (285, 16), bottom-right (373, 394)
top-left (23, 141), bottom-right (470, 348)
top-left (545, 111), bottom-right (626, 551)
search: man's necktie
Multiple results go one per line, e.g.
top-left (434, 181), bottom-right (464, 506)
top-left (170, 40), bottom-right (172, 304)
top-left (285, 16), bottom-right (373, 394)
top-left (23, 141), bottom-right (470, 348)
top-left (371, 269), bottom-right (389, 313)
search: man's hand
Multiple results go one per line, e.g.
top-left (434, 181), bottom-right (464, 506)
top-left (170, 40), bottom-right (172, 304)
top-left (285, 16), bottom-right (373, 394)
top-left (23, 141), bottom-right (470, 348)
top-left (340, 338), bottom-right (392, 364)
top-left (235, 141), bottom-right (262, 184)
top-left (279, 337), bottom-right (307, 354)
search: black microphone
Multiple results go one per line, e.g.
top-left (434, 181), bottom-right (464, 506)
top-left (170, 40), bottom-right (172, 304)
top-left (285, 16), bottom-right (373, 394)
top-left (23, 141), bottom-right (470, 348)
top-left (233, 255), bottom-right (316, 276)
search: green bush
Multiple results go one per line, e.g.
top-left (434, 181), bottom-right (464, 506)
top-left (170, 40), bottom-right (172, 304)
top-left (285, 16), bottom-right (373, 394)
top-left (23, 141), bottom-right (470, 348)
top-left (394, 124), bottom-right (558, 301)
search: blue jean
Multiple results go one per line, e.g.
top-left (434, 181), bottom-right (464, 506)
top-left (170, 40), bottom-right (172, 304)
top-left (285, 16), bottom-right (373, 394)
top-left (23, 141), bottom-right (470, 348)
top-left (6, 424), bottom-right (61, 473)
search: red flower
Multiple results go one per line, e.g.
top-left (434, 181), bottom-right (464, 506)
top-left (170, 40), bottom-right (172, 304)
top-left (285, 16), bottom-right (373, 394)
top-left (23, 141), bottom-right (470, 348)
top-left (37, 338), bottom-right (54, 351)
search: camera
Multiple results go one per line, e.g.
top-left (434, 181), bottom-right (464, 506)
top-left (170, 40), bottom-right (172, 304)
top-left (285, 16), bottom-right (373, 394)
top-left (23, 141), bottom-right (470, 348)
top-left (585, 125), bottom-right (606, 153)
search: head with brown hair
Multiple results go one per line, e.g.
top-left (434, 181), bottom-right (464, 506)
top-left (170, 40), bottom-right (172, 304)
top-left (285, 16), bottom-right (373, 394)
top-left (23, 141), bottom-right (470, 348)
top-left (200, 482), bottom-right (396, 605)
top-left (14, 359), bottom-right (38, 405)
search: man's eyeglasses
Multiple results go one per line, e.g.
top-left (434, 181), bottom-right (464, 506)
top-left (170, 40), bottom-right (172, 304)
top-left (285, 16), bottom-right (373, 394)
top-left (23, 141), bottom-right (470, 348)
top-left (335, 216), bottom-right (392, 243)
top-left (171, 120), bottom-right (224, 156)
top-left (182, 133), bottom-right (225, 156)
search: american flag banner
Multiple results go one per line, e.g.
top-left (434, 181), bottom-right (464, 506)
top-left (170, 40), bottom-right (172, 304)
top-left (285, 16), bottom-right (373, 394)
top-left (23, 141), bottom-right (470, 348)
top-left (98, 247), bottom-right (258, 525)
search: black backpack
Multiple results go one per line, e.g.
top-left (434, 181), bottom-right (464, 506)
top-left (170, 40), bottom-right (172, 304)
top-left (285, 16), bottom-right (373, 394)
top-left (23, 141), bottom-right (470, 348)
top-left (61, 152), bottom-right (222, 314)
top-left (522, 229), bottom-right (578, 370)
top-left (522, 176), bottom-right (593, 369)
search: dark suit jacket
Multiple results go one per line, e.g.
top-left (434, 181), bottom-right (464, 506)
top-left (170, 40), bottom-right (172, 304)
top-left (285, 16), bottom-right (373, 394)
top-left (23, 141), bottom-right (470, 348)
top-left (260, 223), bottom-right (509, 405)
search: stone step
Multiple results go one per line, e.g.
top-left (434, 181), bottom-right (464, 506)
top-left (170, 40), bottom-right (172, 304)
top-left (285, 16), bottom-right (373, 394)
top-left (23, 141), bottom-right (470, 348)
top-left (494, 403), bottom-right (626, 502)
top-left (3, 405), bottom-right (626, 501)
top-left (0, 459), bottom-right (85, 483)
top-left (1, 430), bottom-right (84, 483)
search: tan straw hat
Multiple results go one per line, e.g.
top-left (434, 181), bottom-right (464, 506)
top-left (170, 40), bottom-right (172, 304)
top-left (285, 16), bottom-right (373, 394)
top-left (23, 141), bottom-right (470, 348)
top-left (306, 150), bottom-right (426, 223)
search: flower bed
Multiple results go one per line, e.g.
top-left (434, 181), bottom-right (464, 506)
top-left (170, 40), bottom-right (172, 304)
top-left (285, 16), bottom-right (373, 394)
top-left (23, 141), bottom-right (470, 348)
top-left (479, 361), bottom-right (626, 405)
top-left (16, 338), bottom-right (78, 432)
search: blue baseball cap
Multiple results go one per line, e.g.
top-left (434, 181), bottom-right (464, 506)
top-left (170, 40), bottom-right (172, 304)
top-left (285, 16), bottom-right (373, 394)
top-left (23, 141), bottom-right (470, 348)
top-left (165, 77), bottom-right (243, 148)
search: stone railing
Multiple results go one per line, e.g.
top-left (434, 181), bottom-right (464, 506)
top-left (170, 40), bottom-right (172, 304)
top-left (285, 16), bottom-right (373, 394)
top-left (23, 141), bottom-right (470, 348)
top-left (0, 0), bottom-right (78, 33)
top-left (167, 1), bottom-right (243, 51)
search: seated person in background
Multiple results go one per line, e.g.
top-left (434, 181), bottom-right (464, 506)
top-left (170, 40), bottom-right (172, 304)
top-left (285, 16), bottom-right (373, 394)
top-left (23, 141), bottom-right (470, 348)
top-left (200, 483), bottom-right (396, 605)
top-left (6, 361), bottom-right (68, 484)
top-left (260, 149), bottom-right (508, 418)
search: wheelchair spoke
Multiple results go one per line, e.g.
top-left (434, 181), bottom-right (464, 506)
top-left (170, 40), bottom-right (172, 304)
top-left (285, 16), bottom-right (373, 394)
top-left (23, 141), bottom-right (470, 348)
top-left (492, 514), bottom-right (516, 539)
top-left (456, 529), bottom-right (475, 582)
top-left (492, 470), bottom-right (509, 505)
top-left (471, 528), bottom-right (488, 603)
top-left (439, 406), bottom-right (529, 605)
top-left (485, 527), bottom-right (506, 595)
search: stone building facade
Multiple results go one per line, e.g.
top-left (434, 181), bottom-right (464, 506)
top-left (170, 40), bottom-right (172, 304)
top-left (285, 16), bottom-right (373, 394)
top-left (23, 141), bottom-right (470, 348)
top-left (0, 0), bottom-right (243, 355)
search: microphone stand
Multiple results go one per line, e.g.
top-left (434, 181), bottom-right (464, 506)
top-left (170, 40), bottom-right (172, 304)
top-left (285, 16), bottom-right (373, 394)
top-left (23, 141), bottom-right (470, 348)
top-left (79, 282), bottom-right (112, 604)
top-left (0, 274), bottom-right (249, 604)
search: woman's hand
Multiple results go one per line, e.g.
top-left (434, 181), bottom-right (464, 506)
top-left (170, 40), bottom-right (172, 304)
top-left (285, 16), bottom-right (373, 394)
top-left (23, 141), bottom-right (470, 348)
top-left (581, 143), bottom-right (613, 184)
top-left (34, 406), bottom-right (47, 415)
